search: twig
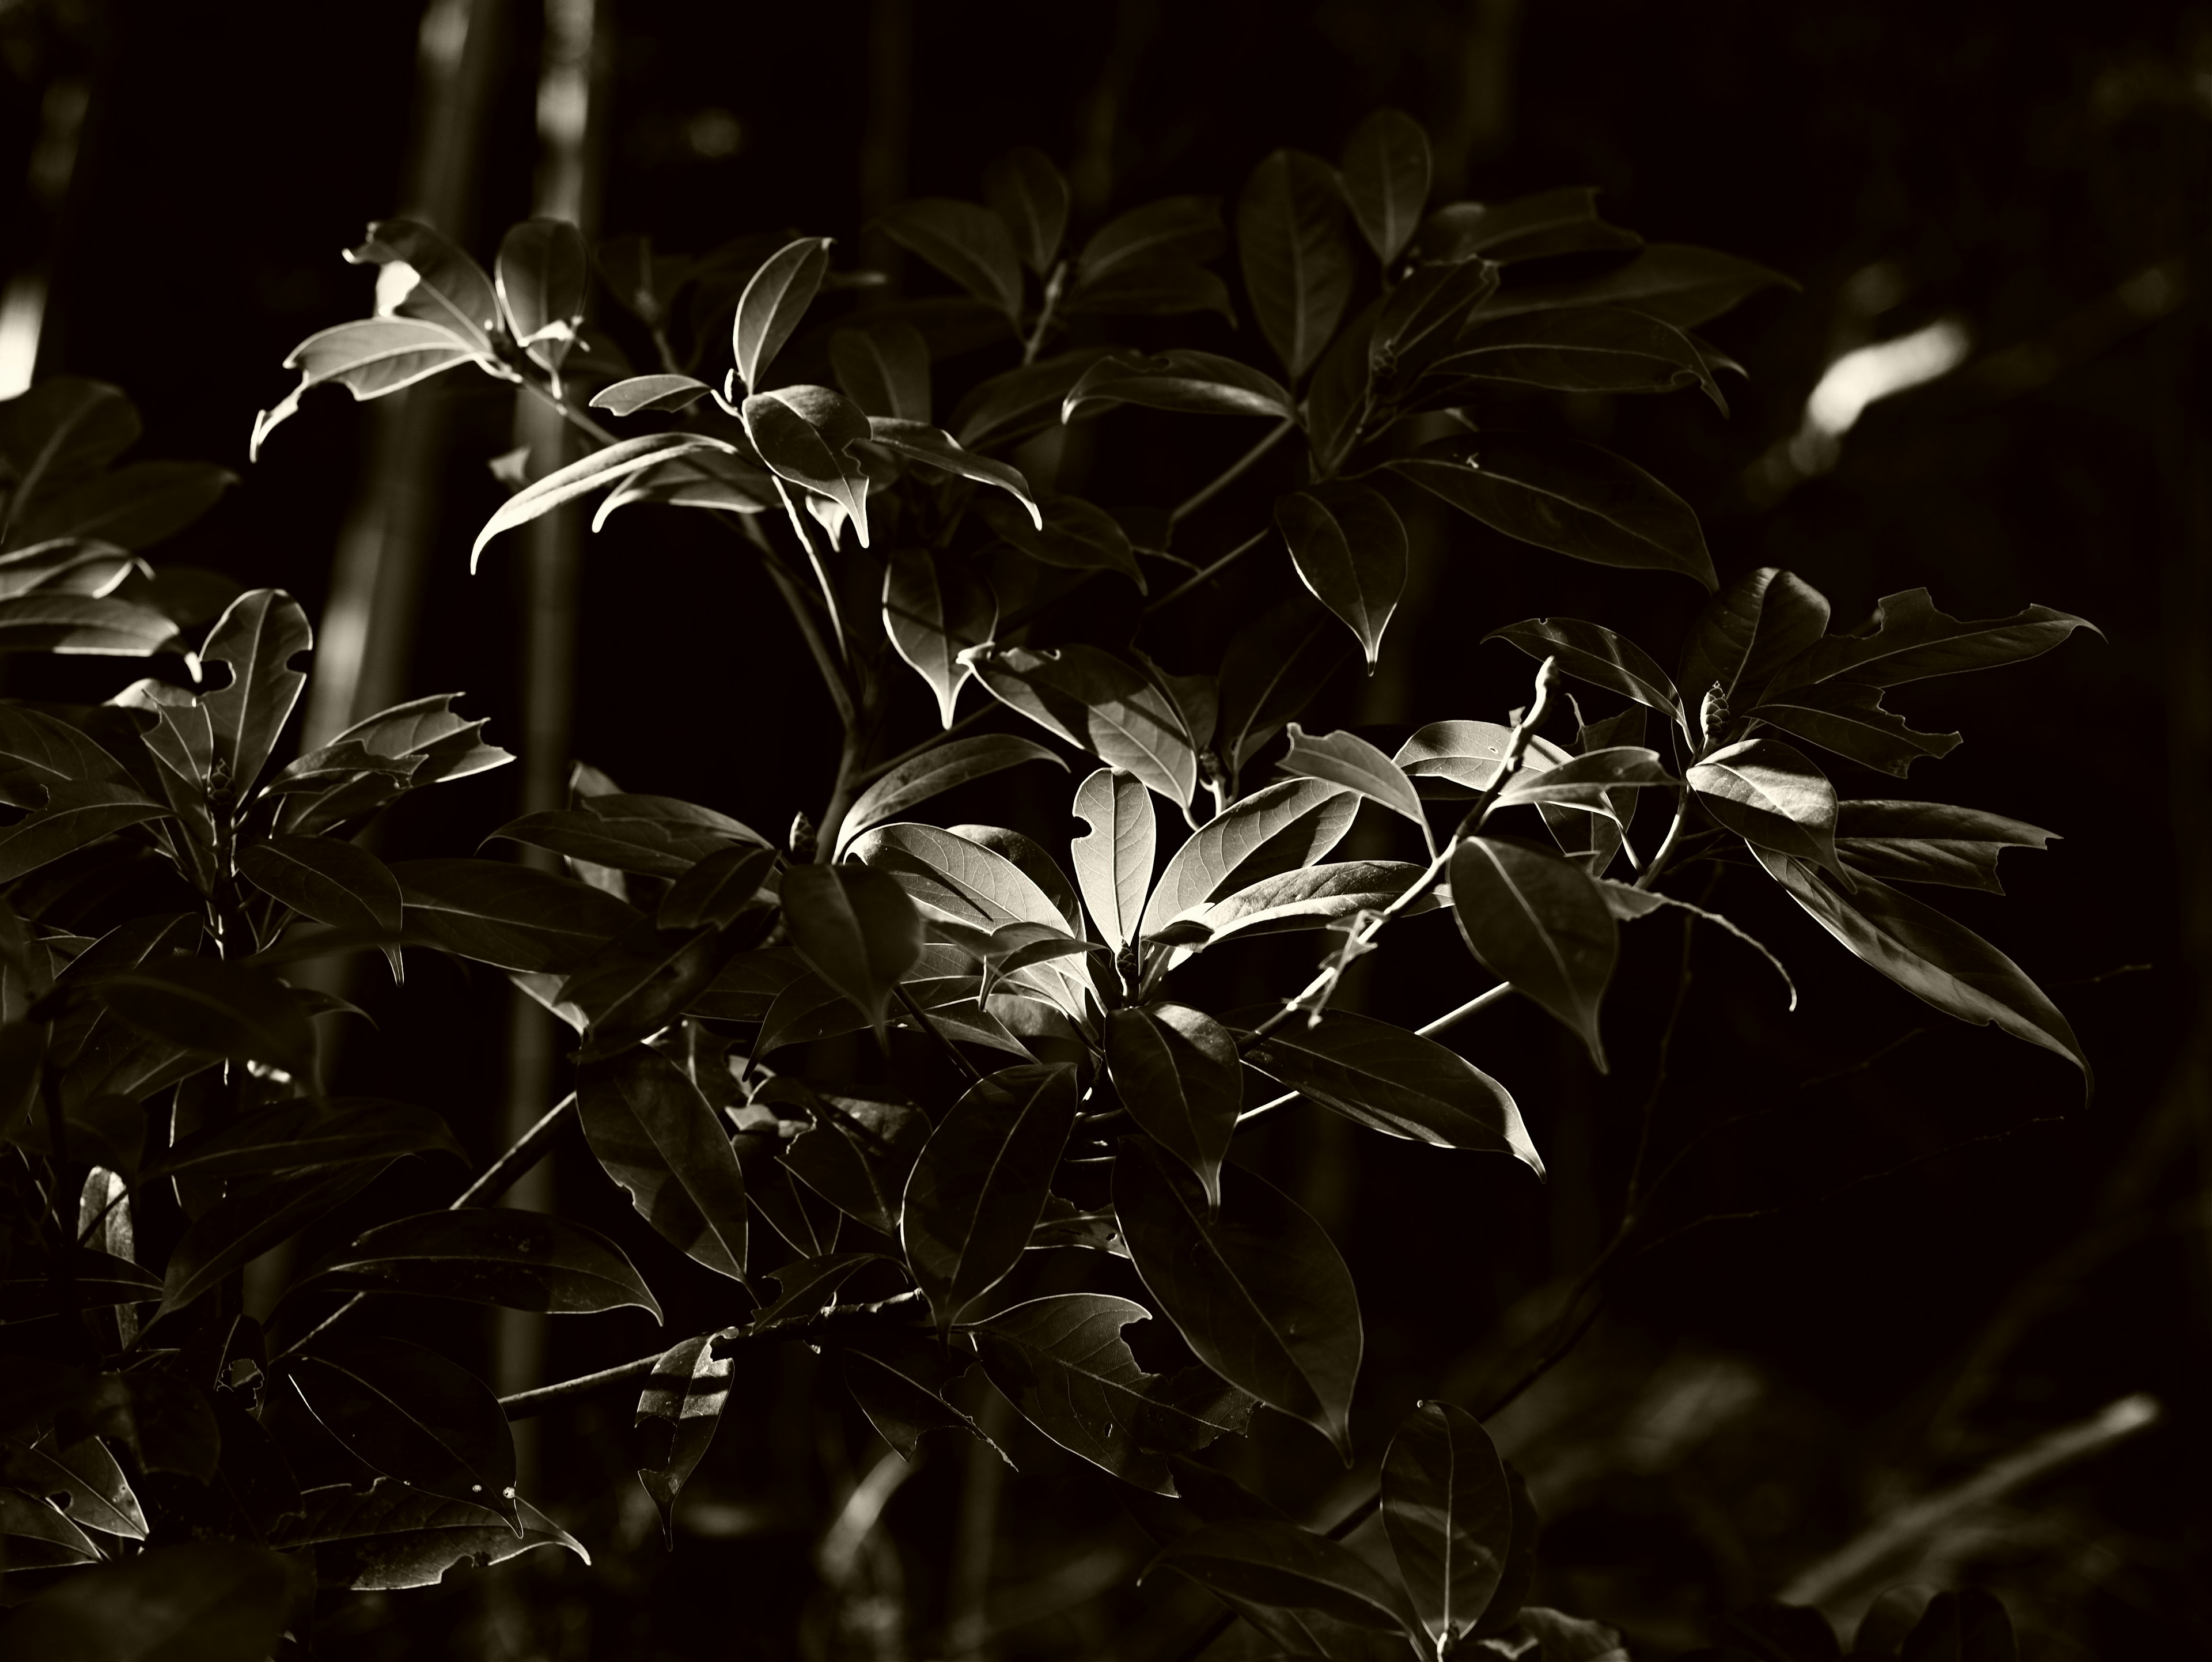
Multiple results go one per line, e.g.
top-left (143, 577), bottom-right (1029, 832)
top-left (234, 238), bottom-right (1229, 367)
top-left (1021, 262), bottom-right (1067, 366)
top-left (1234, 983), bottom-right (1520, 1127)
top-left (895, 984), bottom-right (987, 1085)
top-left (1634, 789), bottom-right (1691, 890)
top-left (501, 1350), bottom-right (659, 1419)
top-left (1140, 528), bottom-right (1272, 618)
top-left (1165, 418), bottom-right (1296, 530)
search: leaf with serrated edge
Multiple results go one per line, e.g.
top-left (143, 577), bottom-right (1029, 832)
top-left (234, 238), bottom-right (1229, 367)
top-left (1748, 680), bottom-right (1963, 777)
top-left (1382, 1399), bottom-right (1514, 1643)
top-left (578, 1046), bottom-right (749, 1282)
top-left (1449, 835), bottom-right (1618, 1070)
top-left (1833, 800), bottom-right (2054, 895)
top-left (1764, 588), bottom-right (2099, 693)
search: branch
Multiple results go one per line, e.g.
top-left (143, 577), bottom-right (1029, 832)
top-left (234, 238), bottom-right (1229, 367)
top-left (894, 983), bottom-right (987, 1085)
top-left (1139, 527), bottom-right (1272, 618)
top-left (1166, 418), bottom-right (1295, 530)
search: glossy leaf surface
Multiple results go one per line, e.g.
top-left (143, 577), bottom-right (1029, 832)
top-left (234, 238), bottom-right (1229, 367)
top-left (1340, 108), bottom-right (1432, 264)
top-left (1485, 617), bottom-right (1685, 725)
top-left (780, 863), bottom-right (923, 1040)
top-left (969, 644), bottom-right (1198, 805)
top-left (286, 1339), bottom-right (516, 1525)
top-left (838, 735), bottom-right (1066, 854)
top-left (1238, 149), bottom-right (1357, 378)
top-left (634, 1331), bottom-right (733, 1542)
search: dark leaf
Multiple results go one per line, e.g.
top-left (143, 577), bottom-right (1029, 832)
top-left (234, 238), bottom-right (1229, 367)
top-left (742, 385), bottom-right (874, 544)
top-left (903, 1063), bottom-right (1078, 1324)
top-left (1512, 1606), bottom-right (1634, 1660)
top-left (1899, 1589), bottom-right (2016, 1662)
top-left (0, 701), bottom-right (135, 786)
top-left (1381, 1399), bottom-right (1514, 1644)
top-left (1764, 589), bottom-right (2100, 694)
top-left (1433, 306), bottom-right (1724, 409)
top-left (1115, 1138), bottom-right (1361, 1459)
top-left (1140, 778), bottom-right (1357, 941)
top-left (94, 956), bottom-right (316, 1077)
top-left (951, 347), bottom-right (1116, 449)
top-left (0, 1250), bottom-right (160, 1320)
top-left (842, 1334), bottom-right (999, 1462)
top-left (977, 492), bottom-right (1143, 589)
top-left (1153, 1517), bottom-right (1422, 1640)
top-left (1107, 1004), bottom-right (1240, 1206)
top-left (881, 547), bottom-right (998, 730)
top-left (1748, 680), bottom-right (1963, 777)
top-left (831, 320), bottom-right (932, 421)
top-left (1449, 834), bottom-right (1618, 1070)
top-left (272, 1483), bottom-right (585, 1589)
top-left (305, 1208), bottom-right (664, 1319)
top-left (0, 1540), bottom-right (290, 1659)
top-left (285, 1340), bottom-right (516, 1526)
top-left (1834, 800), bottom-right (2054, 894)
top-left (0, 1434), bottom-right (143, 1540)
top-left (1484, 616), bottom-right (1685, 725)
top-left (1062, 351), bottom-right (1297, 423)
top-left (392, 859), bottom-right (642, 974)
top-left (0, 782), bottom-right (170, 885)
top-left (1479, 242), bottom-right (1795, 328)
top-left (1077, 196), bottom-right (1226, 284)
top-left (1414, 187), bottom-right (1628, 263)
top-left (1275, 485), bottom-right (1407, 669)
top-left (0, 378), bottom-right (139, 522)
top-left (65, 1373), bottom-right (221, 1482)
top-left (1370, 259), bottom-right (1503, 383)
top-left (780, 864), bottom-right (923, 1042)
top-left (1303, 297), bottom-right (1380, 476)
top-left (634, 1331), bottom-right (732, 1543)
top-left (1061, 262), bottom-right (1234, 323)
top-left (744, 1252), bottom-right (885, 1331)
top-left (1281, 724), bottom-right (1429, 839)
top-left (1597, 880), bottom-right (1798, 1008)
top-left (15, 460), bottom-right (236, 551)
top-left (1393, 434), bottom-right (1715, 589)
top-left (838, 735), bottom-right (1066, 854)
top-left (493, 792), bottom-right (767, 877)
top-left (984, 146), bottom-right (1071, 274)
top-left (969, 643), bottom-right (1198, 806)
top-left (733, 236), bottom-right (832, 391)
top-left (1215, 599), bottom-right (1357, 781)
top-left (657, 843), bottom-right (777, 930)
top-left (0, 593), bottom-right (180, 656)
top-left (876, 199), bottom-right (1024, 319)
top-left (780, 1087), bottom-right (931, 1237)
top-left (0, 1483), bottom-right (103, 1565)
top-left (1071, 767), bottom-right (1155, 954)
top-left (239, 836), bottom-right (404, 946)
top-left (872, 421), bottom-right (1040, 525)
top-left (1688, 738), bottom-right (1851, 885)
top-left (588, 373), bottom-right (713, 416)
top-left (1238, 150), bottom-right (1357, 380)
top-left (1339, 108), bottom-right (1432, 264)
top-left (1678, 567), bottom-right (1832, 711)
top-left (147, 1097), bottom-right (463, 1179)
top-left (494, 218), bottom-right (587, 370)
top-left (156, 1163), bottom-right (391, 1321)
top-left (578, 1046), bottom-right (749, 1281)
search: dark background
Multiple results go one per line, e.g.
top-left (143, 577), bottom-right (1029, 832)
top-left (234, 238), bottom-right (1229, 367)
top-left (2, 1), bottom-right (2206, 1657)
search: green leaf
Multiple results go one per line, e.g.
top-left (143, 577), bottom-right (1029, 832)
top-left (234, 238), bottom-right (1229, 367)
top-left (157, 1163), bottom-right (391, 1320)
top-left (1062, 351), bottom-right (1297, 423)
top-left (1432, 306), bottom-right (1724, 409)
top-left (733, 236), bottom-right (832, 391)
top-left (1834, 800), bottom-right (2054, 894)
top-left (471, 433), bottom-right (740, 567)
top-left (1153, 1517), bottom-right (1423, 1640)
top-left (880, 546), bottom-right (994, 730)
top-left (1449, 835), bottom-right (1618, 1070)
top-left (972, 1293), bottom-right (1255, 1493)
top-left (1140, 778), bottom-right (1357, 941)
top-left (14, 460), bottom-right (236, 551)
top-left (94, 955), bottom-right (316, 1077)
top-left (869, 419), bottom-right (1039, 524)
top-left (1215, 599), bottom-right (1356, 781)
top-left (495, 217), bottom-right (587, 370)
top-left (1382, 1399), bottom-right (1514, 1644)
top-left (0, 782), bottom-right (169, 884)
top-left (902, 1063), bottom-right (1078, 1325)
top-left (239, 835), bottom-right (404, 948)
top-left (968, 643), bottom-right (1198, 807)
top-left (588, 373), bottom-right (713, 416)
top-left (950, 348), bottom-right (1116, 449)
top-left (780, 863), bottom-right (923, 1042)
top-left (392, 859), bottom-right (642, 974)
top-left (272, 1484), bottom-right (586, 1590)
top-left (1418, 187), bottom-right (1641, 264)
top-left (1196, 860), bottom-right (1434, 945)
top-left (346, 218), bottom-right (502, 348)
top-left (838, 735), bottom-right (1066, 854)
top-left (1688, 738), bottom-right (1851, 885)
top-left (634, 1331), bottom-right (733, 1543)
top-left (1339, 108), bottom-right (1432, 265)
top-left (1763, 588), bottom-right (2101, 693)
top-left (1275, 484), bottom-right (1407, 669)
top-left (1484, 617), bottom-right (1685, 725)
top-left (984, 146), bottom-right (1071, 274)
top-left (1238, 149), bottom-right (1357, 380)
top-left (977, 492), bottom-right (1142, 589)
top-left (1243, 1009), bottom-right (1540, 1167)
top-left (831, 320), bottom-right (932, 421)
top-left (488, 794), bottom-right (764, 877)
top-left (1478, 242), bottom-right (1796, 328)
top-left (876, 199), bottom-right (1024, 319)
top-left (1393, 434), bottom-right (1715, 589)
top-left (0, 1540), bottom-right (291, 1660)
top-left (147, 1097), bottom-right (464, 1179)
top-left (1750, 848), bottom-right (2089, 1085)
top-left (0, 594), bottom-right (180, 656)
top-left (578, 1046), bottom-right (749, 1281)
top-left (1071, 767), bottom-right (1155, 955)
top-left (1106, 1004), bottom-right (1240, 1206)
top-left (1748, 680), bottom-right (1963, 777)
top-left (1678, 567), bottom-right (1832, 711)
top-left (1115, 1138), bottom-right (1361, 1460)
top-left (1281, 724), bottom-right (1430, 842)
top-left (285, 1339), bottom-right (517, 1526)
top-left (306, 1207), bottom-right (663, 1319)
top-left (658, 843), bottom-right (778, 929)
top-left (742, 385), bottom-right (874, 545)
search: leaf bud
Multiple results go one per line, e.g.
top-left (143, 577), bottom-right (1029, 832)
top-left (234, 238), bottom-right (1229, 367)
top-left (1699, 680), bottom-right (1731, 751)
top-left (788, 811), bottom-right (818, 861)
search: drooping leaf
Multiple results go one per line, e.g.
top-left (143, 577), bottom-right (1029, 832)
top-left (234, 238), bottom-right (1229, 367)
top-left (472, 433), bottom-right (742, 566)
top-left (1449, 835), bottom-right (1619, 1070)
top-left (94, 956), bottom-right (316, 1077)
top-left (147, 1097), bottom-right (463, 1179)
top-left (633, 1331), bottom-right (733, 1543)
top-left (1153, 1517), bottom-right (1423, 1640)
top-left (0, 782), bottom-right (170, 884)
top-left (285, 1339), bottom-right (517, 1526)
top-left (876, 198), bottom-right (1025, 318)
top-left (249, 318), bottom-right (488, 457)
top-left (1275, 484), bottom-right (1407, 669)
top-left (14, 460), bottom-right (236, 551)
top-left (1491, 746), bottom-right (1674, 819)
top-left (1115, 1138), bottom-right (1361, 1460)
top-left (305, 1208), bottom-right (663, 1319)
top-left (1688, 738), bottom-right (1852, 885)
top-left (199, 588), bottom-right (312, 794)
top-left (733, 236), bottom-right (832, 391)
top-left (1478, 241), bottom-right (1796, 328)
top-left (1339, 108), bottom-right (1432, 264)
top-left (1280, 724), bottom-right (1430, 840)
top-left (1751, 848), bottom-right (2090, 1085)
top-left (1484, 617), bottom-right (1685, 725)
top-left (1763, 588), bottom-right (2100, 693)
top-left (392, 859), bottom-right (642, 974)
top-left (1062, 351), bottom-right (1297, 423)
top-left (1432, 306), bottom-right (1724, 409)
top-left (831, 320), bottom-right (932, 421)
top-left (977, 492), bottom-right (1142, 589)
top-left (272, 1483), bottom-right (586, 1590)
top-left (1834, 800), bottom-right (2055, 894)
top-left (1243, 1008), bottom-right (1541, 1167)
top-left (779, 863), bottom-right (923, 1042)
top-left (1677, 567), bottom-right (1832, 712)
top-left (869, 419), bottom-right (1040, 524)
top-left (842, 1334), bottom-right (999, 1462)
top-left (346, 217), bottom-right (501, 347)
top-left (973, 1293), bottom-right (1255, 1493)
top-left (1071, 767), bottom-right (1155, 955)
top-left (1238, 149), bottom-right (1357, 380)
top-left (1381, 1399), bottom-right (1514, 1644)
top-left (1596, 880), bottom-right (1798, 1007)
top-left (156, 1163), bottom-right (392, 1320)
top-left (0, 1540), bottom-right (291, 1660)
top-left (1140, 778), bottom-right (1357, 941)
top-left (984, 146), bottom-right (1071, 274)
top-left (968, 643), bottom-right (1198, 806)
top-left (1107, 1004), bottom-right (1240, 1206)
top-left (838, 735), bottom-right (1066, 854)
top-left (578, 1046), bottom-right (749, 1282)
top-left (1747, 680), bottom-right (1963, 776)
top-left (657, 843), bottom-right (777, 932)
top-left (902, 1063), bottom-right (1078, 1325)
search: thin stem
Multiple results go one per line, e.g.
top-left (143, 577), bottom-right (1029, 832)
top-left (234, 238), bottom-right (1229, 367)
top-left (816, 726), bottom-right (865, 865)
top-left (1620, 913), bottom-right (1696, 1220)
top-left (1236, 981), bottom-right (1518, 1126)
top-left (895, 984), bottom-right (986, 1085)
top-left (1139, 528), bottom-right (1271, 618)
top-left (1021, 262), bottom-right (1067, 367)
top-left (1166, 418), bottom-right (1295, 529)
top-left (1634, 789), bottom-right (1691, 891)
top-left (501, 1350), bottom-right (658, 1419)
top-left (729, 512), bottom-right (858, 732)
top-left (770, 477), bottom-right (852, 665)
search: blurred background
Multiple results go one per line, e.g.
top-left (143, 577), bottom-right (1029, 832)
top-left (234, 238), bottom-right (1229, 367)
top-left (1, 1), bottom-right (2206, 1657)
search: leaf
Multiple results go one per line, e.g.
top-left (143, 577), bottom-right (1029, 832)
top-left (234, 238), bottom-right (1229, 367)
top-left (743, 385), bottom-right (874, 545)
top-left (1071, 768), bottom-right (1155, 955)
top-left (973, 1294), bottom-right (1255, 1493)
top-left (1492, 746), bottom-right (1675, 819)
top-left (902, 1063), bottom-right (1078, 1325)
top-left (1596, 880), bottom-right (1797, 1008)
top-left (1215, 600), bottom-right (1356, 780)
top-left (578, 1046), bottom-right (749, 1282)
top-left (851, 824), bottom-right (1074, 937)
top-left (657, 843), bottom-right (777, 930)
top-left (1196, 861), bottom-right (1435, 944)
top-left (780, 863), bottom-right (923, 1042)
top-left (589, 373), bottom-right (714, 416)
top-left (392, 858), bottom-right (642, 974)
top-left (1834, 800), bottom-right (2055, 894)
top-left (0, 782), bottom-right (170, 884)
top-left (1107, 1005), bottom-right (1240, 1206)
top-left (0, 1540), bottom-right (291, 1660)
top-left (1433, 306), bottom-right (1724, 409)
top-left (984, 146), bottom-right (1071, 274)
top-left (977, 492), bottom-right (1142, 589)
top-left (839, 735), bottom-right (1066, 853)
top-left (14, 460), bottom-right (236, 551)
top-left (1416, 187), bottom-right (1637, 263)
top-left (1478, 242), bottom-right (1796, 328)
top-left (1381, 1400), bottom-right (1514, 1644)
top-left (842, 1335), bottom-right (998, 1462)
top-left (1763, 588), bottom-right (2101, 693)
top-left (488, 795), bottom-right (764, 877)
top-left (472, 433), bottom-right (740, 566)
top-left (1748, 680), bottom-right (1963, 777)
top-left (1899, 1588), bottom-right (2017, 1662)
top-left (1153, 1517), bottom-right (1422, 1640)
top-left (1140, 778), bottom-right (1357, 941)
top-left (147, 1097), bottom-right (464, 1179)
top-left (633, 1331), bottom-right (733, 1543)
top-left (968, 644), bottom-right (1198, 807)
top-left (1484, 617), bottom-right (1685, 725)
top-left (1115, 1138), bottom-right (1361, 1459)
top-left (880, 547), bottom-right (996, 728)
top-left (347, 217), bottom-right (501, 347)
top-left (94, 956), bottom-right (316, 1077)
top-left (249, 319), bottom-right (486, 457)
top-left (1370, 259), bottom-right (1502, 383)
top-left (1275, 484), bottom-right (1407, 669)
top-left (1243, 1009), bottom-right (1540, 1167)
top-left (1062, 351), bottom-right (1297, 423)
top-left (733, 236), bottom-right (832, 391)
top-left (0, 379), bottom-right (139, 524)
top-left (195, 589), bottom-right (307, 798)
top-left (868, 419), bottom-right (1039, 523)
top-left (745, 1252), bottom-right (886, 1331)
top-left (0, 1434), bottom-right (143, 1540)
top-left (1512, 1607), bottom-right (1634, 1661)
top-left (0, 1250), bottom-right (159, 1319)
top-left (0, 702), bottom-right (135, 786)
top-left (156, 1163), bottom-right (391, 1320)
top-left (1393, 434), bottom-right (1715, 589)
top-left (0, 1483), bottom-right (103, 1565)
top-left (285, 1339), bottom-right (517, 1526)
top-left (946, 825), bottom-right (1086, 935)
top-left (779, 1088), bottom-right (931, 1236)
top-left (951, 347), bottom-right (1116, 449)
top-left (1280, 724), bottom-right (1430, 841)
top-left (305, 1208), bottom-right (663, 1319)
top-left (1340, 108), bottom-right (1432, 264)
top-left (0, 594), bottom-right (180, 656)
top-left (1677, 567), bottom-right (1832, 711)
top-left (1688, 738), bottom-right (1851, 885)
top-left (495, 217), bottom-right (586, 369)
top-left (60, 1373), bottom-right (219, 1482)
top-left (1238, 150), bottom-right (1357, 380)
top-left (1449, 835), bottom-right (1619, 1070)
top-left (1076, 196), bottom-right (1227, 284)
top-left (239, 836), bottom-right (404, 947)
top-left (272, 1483), bottom-right (586, 1590)
top-left (1062, 262), bottom-right (1233, 323)
top-left (1751, 848), bottom-right (2090, 1085)
top-left (876, 198), bottom-right (1024, 319)
top-left (831, 320), bottom-right (931, 421)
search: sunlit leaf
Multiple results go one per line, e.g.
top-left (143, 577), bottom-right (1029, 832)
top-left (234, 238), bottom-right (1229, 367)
top-left (1071, 767), bottom-right (1154, 955)
top-left (495, 217), bottom-right (586, 371)
top-left (588, 373), bottom-right (713, 416)
top-left (272, 1483), bottom-right (586, 1590)
top-left (472, 433), bottom-right (742, 567)
top-left (1107, 1004), bottom-right (1239, 1206)
top-left (1281, 724), bottom-right (1429, 838)
top-left (240, 836), bottom-right (404, 947)
top-left (1748, 680), bottom-right (1963, 776)
top-left (1062, 351), bottom-right (1297, 423)
top-left (968, 643), bottom-right (1197, 806)
top-left (346, 218), bottom-right (501, 348)
top-left (781, 864), bottom-right (923, 1042)
top-left (838, 735), bottom-right (1066, 854)
top-left (488, 794), bottom-right (764, 877)
top-left (0, 782), bottom-right (169, 885)
top-left (1688, 737), bottom-right (1852, 885)
top-left (14, 460), bottom-right (236, 551)
top-left (1196, 860), bottom-right (1434, 944)
top-left (657, 843), bottom-right (778, 931)
top-left (743, 384), bottom-right (874, 544)
top-left (1485, 616), bottom-right (1685, 725)
top-left (1141, 778), bottom-right (1357, 941)
top-left (868, 419), bottom-right (1039, 523)
top-left (733, 236), bottom-right (832, 391)
top-left (633, 1331), bottom-right (732, 1544)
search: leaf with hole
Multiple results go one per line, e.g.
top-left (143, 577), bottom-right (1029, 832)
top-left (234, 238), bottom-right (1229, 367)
top-left (1747, 680), bottom-right (1963, 777)
top-left (1763, 588), bottom-right (2100, 694)
top-left (1071, 768), bottom-right (1155, 955)
top-left (285, 1339), bottom-right (517, 1527)
top-left (0, 1433), bottom-right (144, 1540)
